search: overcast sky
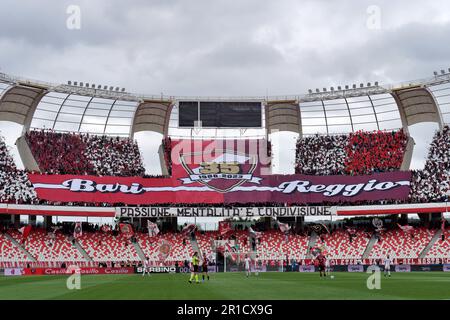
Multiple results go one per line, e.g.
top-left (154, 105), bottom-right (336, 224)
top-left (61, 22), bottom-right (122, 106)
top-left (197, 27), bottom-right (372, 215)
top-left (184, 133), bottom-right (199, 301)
top-left (1, 1), bottom-right (449, 225)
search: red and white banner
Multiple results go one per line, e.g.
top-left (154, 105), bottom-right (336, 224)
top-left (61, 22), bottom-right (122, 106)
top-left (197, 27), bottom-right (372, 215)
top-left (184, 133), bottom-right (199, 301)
top-left (27, 172), bottom-right (411, 206)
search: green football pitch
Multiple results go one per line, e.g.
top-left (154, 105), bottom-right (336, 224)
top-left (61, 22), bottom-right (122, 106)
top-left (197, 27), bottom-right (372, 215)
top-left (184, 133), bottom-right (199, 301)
top-left (0, 272), bottom-right (449, 300)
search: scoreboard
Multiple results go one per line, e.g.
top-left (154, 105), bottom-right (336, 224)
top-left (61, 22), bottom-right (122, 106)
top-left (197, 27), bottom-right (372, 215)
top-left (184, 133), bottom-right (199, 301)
top-left (179, 101), bottom-right (262, 128)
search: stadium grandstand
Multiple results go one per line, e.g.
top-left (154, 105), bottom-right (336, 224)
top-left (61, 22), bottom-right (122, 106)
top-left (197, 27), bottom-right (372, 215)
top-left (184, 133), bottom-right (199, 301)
top-left (0, 69), bottom-right (449, 275)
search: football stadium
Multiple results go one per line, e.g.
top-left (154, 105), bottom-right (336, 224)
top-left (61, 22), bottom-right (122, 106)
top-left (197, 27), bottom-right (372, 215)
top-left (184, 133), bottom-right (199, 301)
top-left (0, 1), bottom-right (449, 305)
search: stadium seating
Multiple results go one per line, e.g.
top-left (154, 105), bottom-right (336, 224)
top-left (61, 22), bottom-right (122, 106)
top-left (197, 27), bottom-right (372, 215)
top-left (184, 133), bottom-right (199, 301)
top-left (0, 232), bottom-right (31, 265)
top-left (425, 228), bottom-right (449, 259)
top-left (195, 231), bottom-right (218, 259)
top-left (255, 230), bottom-right (309, 261)
top-left (368, 227), bottom-right (435, 259)
top-left (76, 232), bottom-right (140, 263)
top-left (26, 130), bottom-right (145, 176)
top-left (19, 229), bottom-right (85, 263)
top-left (136, 232), bottom-right (194, 263)
top-left (315, 229), bottom-right (370, 259)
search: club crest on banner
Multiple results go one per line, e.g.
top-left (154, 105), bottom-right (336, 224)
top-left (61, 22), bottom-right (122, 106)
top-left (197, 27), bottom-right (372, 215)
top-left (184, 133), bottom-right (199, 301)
top-left (178, 149), bottom-right (262, 193)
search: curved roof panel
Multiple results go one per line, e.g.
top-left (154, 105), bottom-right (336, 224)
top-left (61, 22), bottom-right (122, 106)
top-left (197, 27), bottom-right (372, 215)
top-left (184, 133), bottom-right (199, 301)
top-left (30, 92), bottom-right (138, 136)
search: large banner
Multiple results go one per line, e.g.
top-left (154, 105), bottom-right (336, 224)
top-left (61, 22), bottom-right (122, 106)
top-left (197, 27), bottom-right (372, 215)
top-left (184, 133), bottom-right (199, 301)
top-left (21, 267), bottom-right (134, 275)
top-left (117, 206), bottom-right (333, 217)
top-left (29, 171), bottom-right (411, 205)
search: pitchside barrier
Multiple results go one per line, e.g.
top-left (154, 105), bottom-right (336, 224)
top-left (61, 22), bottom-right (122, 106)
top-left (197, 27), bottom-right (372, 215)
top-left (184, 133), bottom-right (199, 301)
top-left (2, 264), bottom-right (450, 276)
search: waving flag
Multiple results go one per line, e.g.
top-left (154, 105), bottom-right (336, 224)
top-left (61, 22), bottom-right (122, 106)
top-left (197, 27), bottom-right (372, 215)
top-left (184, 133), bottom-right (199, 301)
top-left (441, 218), bottom-right (446, 233)
top-left (73, 222), bottom-right (82, 239)
top-left (219, 221), bottom-right (233, 238)
top-left (278, 222), bottom-right (291, 233)
top-left (310, 223), bottom-right (330, 234)
top-left (18, 225), bottom-right (32, 243)
top-left (182, 224), bottom-right (197, 236)
top-left (397, 223), bottom-right (414, 233)
top-left (147, 221), bottom-right (160, 237)
top-left (249, 227), bottom-right (262, 239)
top-left (224, 242), bottom-right (238, 261)
top-left (119, 223), bottom-right (134, 239)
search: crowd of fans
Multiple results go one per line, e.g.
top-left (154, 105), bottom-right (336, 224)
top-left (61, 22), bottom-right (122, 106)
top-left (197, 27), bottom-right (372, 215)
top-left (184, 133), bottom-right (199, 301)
top-left (295, 134), bottom-right (347, 175)
top-left (26, 130), bottom-right (145, 176)
top-left (0, 136), bottom-right (37, 204)
top-left (345, 129), bottom-right (408, 175)
top-left (295, 129), bottom-right (408, 176)
top-left (0, 127), bottom-right (448, 206)
top-left (410, 125), bottom-right (450, 202)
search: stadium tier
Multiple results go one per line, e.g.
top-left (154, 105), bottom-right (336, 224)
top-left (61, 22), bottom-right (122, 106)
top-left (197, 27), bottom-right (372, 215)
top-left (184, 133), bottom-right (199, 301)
top-left (1, 127), bottom-right (449, 206)
top-left (295, 129), bottom-right (409, 176)
top-left (0, 223), bottom-right (448, 268)
top-left (26, 130), bottom-right (145, 176)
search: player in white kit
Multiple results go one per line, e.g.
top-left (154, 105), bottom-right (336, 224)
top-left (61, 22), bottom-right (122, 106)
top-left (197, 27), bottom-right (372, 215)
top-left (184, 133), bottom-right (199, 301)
top-left (142, 258), bottom-right (151, 277)
top-left (325, 256), bottom-right (331, 276)
top-left (244, 254), bottom-right (251, 277)
top-left (384, 254), bottom-right (391, 277)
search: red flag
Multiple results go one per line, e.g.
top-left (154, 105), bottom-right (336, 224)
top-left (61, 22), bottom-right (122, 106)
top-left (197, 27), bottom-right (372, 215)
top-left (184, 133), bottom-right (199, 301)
top-left (119, 223), bottom-right (134, 239)
top-left (442, 218), bottom-right (446, 233)
top-left (219, 221), bottom-right (233, 238)
top-left (73, 222), bottom-right (82, 238)
top-left (397, 223), bottom-right (414, 233)
top-left (18, 225), bottom-right (32, 242)
top-left (182, 224), bottom-right (197, 236)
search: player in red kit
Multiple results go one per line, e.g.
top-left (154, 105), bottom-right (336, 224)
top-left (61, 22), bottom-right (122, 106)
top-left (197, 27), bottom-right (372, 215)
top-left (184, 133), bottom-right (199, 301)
top-left (317, 253), bottom-right (327, 278)
top-left (201, 255), bottom-right (210, 282)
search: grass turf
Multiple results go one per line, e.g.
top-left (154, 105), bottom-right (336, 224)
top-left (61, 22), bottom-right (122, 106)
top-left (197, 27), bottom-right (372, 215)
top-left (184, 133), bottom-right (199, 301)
top-left (0, 272), bottom-right (449, 300)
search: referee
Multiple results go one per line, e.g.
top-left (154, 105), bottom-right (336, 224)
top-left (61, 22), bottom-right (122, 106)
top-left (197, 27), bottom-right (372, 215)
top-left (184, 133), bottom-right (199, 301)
top-left (188, 252), bottom-right (200, 284)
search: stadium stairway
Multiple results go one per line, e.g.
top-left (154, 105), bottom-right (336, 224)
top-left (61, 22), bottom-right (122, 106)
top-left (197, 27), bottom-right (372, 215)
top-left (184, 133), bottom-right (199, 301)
top-left (73, 239), bottom-right (94, 262)
top-left (190, 237), bottom-right (201, 256)
top-left (4, 233), bottom-right (37, 262)
top-left (362, 234), bottom-right (378, 259)
top-left (132, 241), bottom-right (146, 261)
top-left (419, 230), bottom-right (442, 258)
